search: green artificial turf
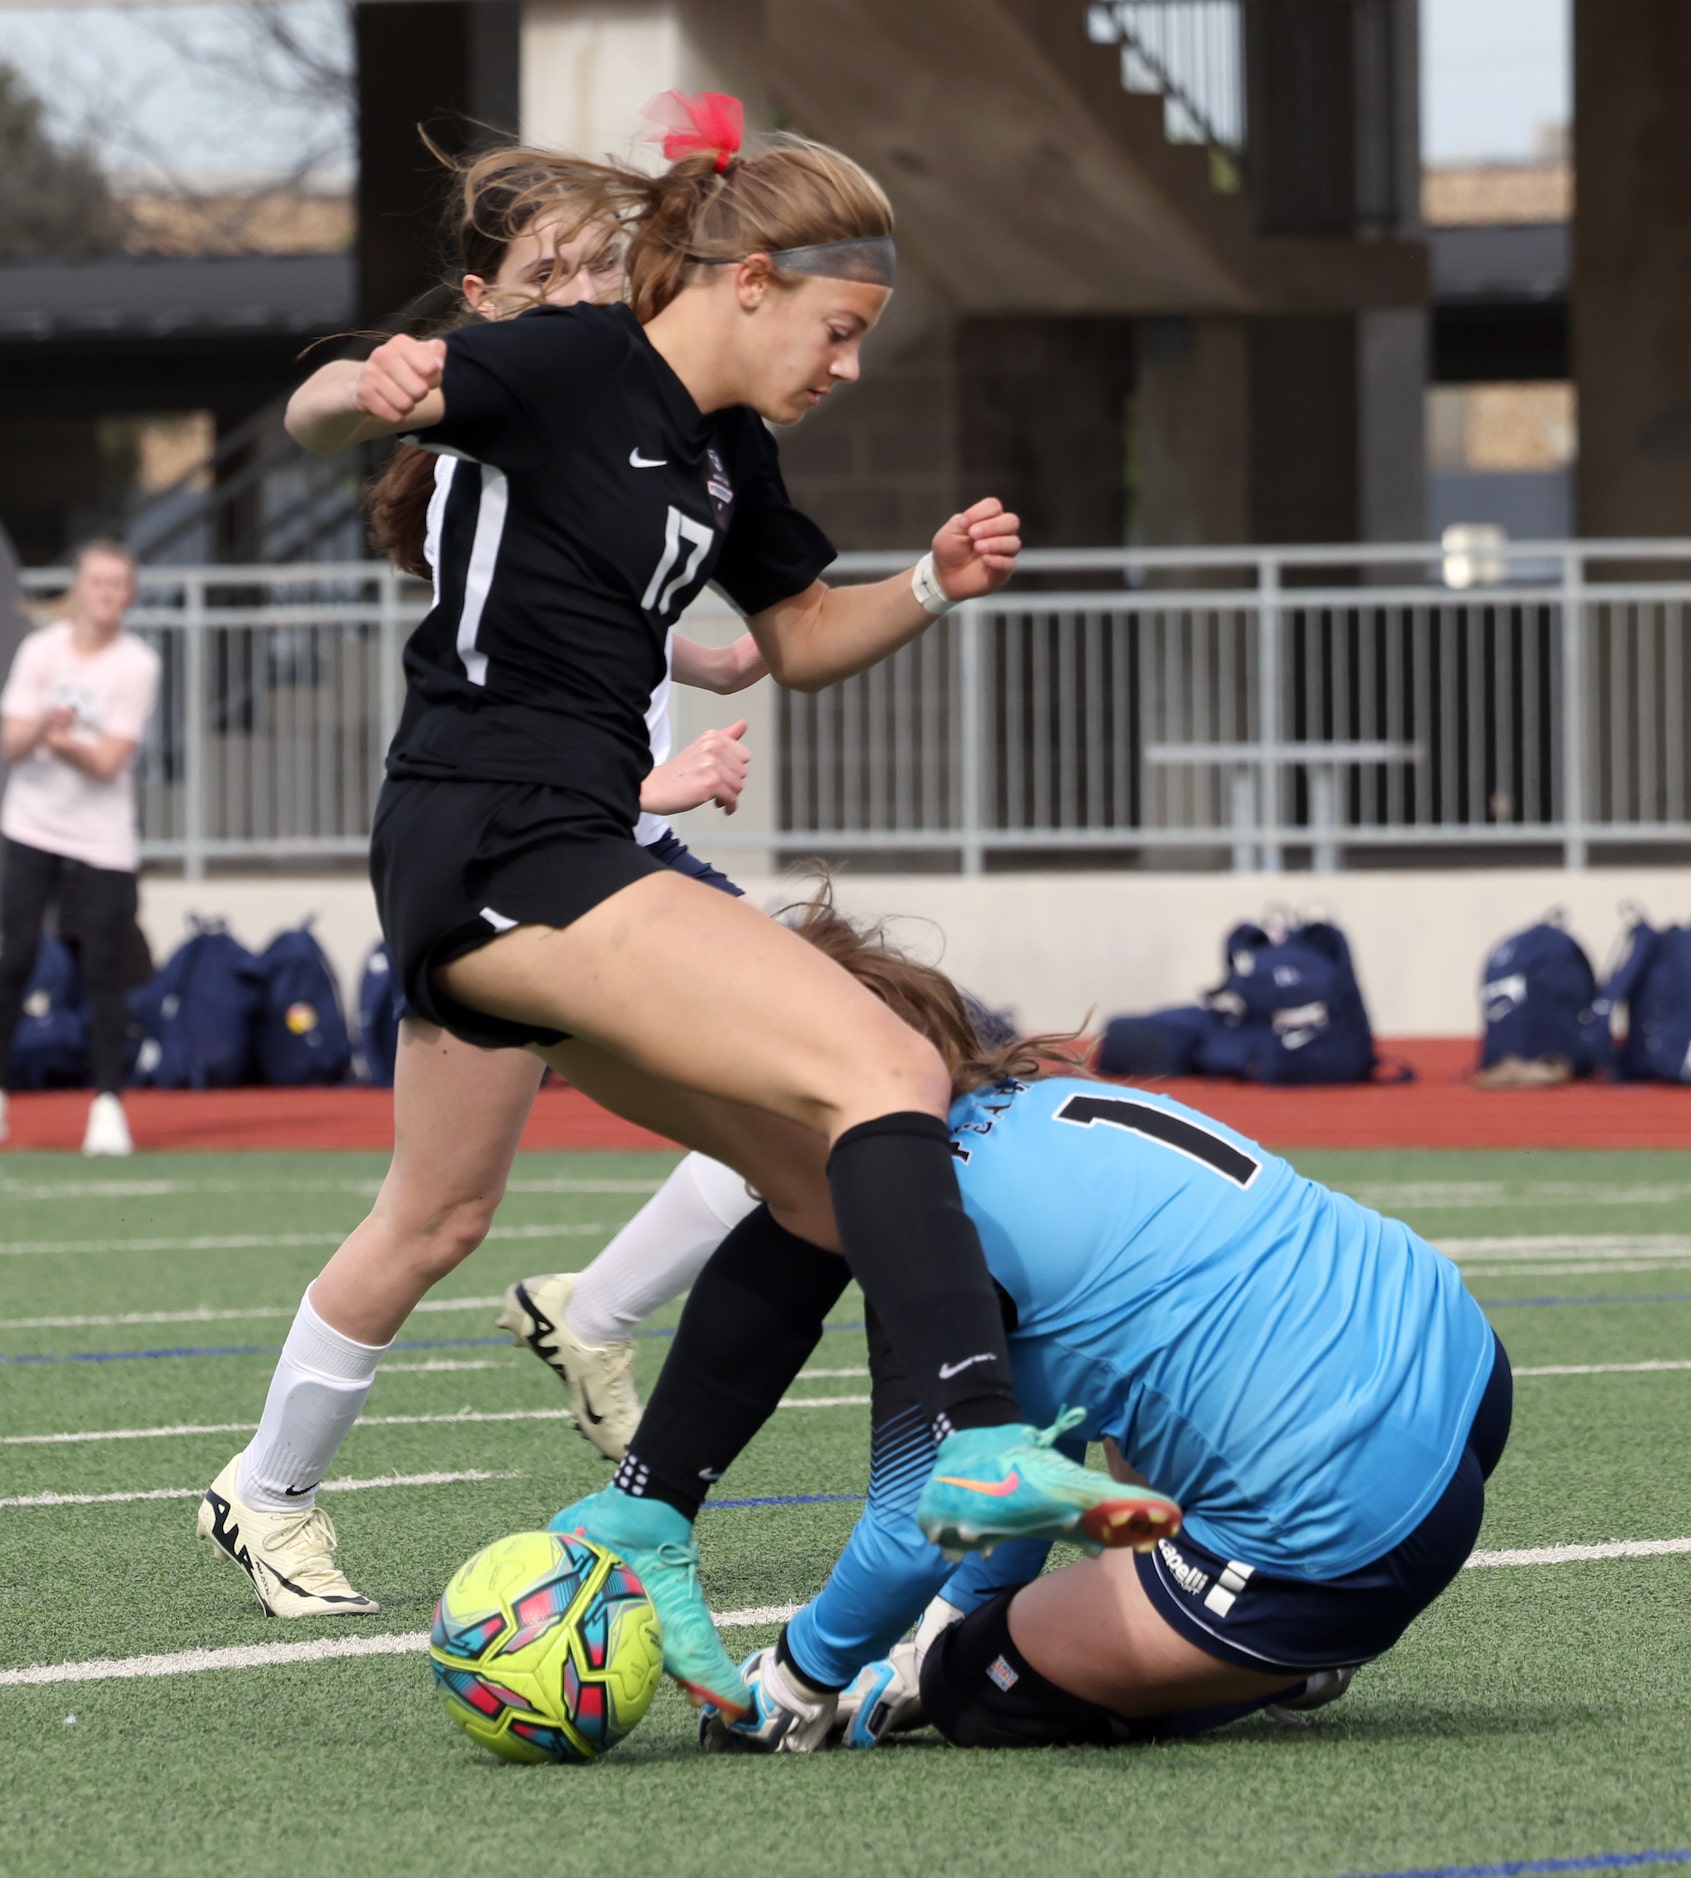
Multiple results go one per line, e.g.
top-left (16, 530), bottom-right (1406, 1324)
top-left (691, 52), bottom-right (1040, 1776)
top-left (2, 1147), bottom-right (1689, 1878)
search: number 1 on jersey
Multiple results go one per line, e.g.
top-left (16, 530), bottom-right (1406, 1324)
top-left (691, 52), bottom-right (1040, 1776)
top-left (642, 505), bottom-right (714, 620)
top-left (1054, 1093), bottom-right (1261, 1188)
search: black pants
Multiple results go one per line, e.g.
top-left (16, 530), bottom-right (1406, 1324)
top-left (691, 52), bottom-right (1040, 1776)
top-left (0, 836), bottom-right (138, 1095)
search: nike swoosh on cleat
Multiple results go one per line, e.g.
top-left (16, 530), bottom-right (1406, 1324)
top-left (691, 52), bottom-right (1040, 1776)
top-left (933, 1471), bottom-right (1021, 1498)
top-left (578, 1385), bottom-right (604, 1426)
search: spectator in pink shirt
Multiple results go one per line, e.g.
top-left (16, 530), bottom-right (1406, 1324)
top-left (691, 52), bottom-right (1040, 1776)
top-left (0, 541), bottom-right (160, 1154)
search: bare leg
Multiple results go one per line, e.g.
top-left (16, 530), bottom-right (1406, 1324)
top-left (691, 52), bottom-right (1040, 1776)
top-left (1008, 1550), bottom-right (1299, 1715)
top-left (543, 1036), bottom-right (838, 1247)
top-left (439, 873), bottom-right (951, 1143)
top-left (229, 1024), bottom-right (543, 1519)
top-left (311, 1019), bottom-right (544, 1343)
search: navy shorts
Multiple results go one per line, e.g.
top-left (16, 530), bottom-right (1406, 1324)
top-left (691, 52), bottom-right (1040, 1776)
top-left (641, 829), bottom-right (743, 897)
top-left (1135, 1331), bottom-right (1514, 1675)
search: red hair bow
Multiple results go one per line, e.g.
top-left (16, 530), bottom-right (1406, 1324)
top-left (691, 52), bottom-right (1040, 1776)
top-left (641, 89), bottom-right (745, 174)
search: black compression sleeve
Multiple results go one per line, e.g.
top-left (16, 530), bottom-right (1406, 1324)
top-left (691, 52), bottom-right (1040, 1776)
top-left (613, 1204), bottom-right (849, 1520)
top-left (827, 1112), bottom-right (1021, 1433)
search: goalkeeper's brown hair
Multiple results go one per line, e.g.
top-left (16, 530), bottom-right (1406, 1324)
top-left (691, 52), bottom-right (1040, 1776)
top-left (781, 877), bottom-right (1091, 1100)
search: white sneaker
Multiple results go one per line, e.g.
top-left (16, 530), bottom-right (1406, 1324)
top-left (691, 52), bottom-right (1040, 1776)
top-left (496, 1273), bottom-right (641, 1463)
top-left (196, 1455), bottom-right (380, 1618)
top-left (82, 1093), bottom-right (132, 1157)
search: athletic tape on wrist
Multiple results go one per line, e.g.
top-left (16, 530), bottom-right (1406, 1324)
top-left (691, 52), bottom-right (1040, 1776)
top-left (912, 552), bottom-right (956, 617)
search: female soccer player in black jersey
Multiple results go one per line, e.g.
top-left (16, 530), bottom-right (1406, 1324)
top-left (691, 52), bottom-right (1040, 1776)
top-left (202, 97), bottom-right (1157, 1716)
top-left (199, 140), bottom-right (765, 1642)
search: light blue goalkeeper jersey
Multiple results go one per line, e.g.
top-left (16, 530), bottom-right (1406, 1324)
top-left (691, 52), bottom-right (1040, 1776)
top-left (951, 1075), bottom-right (1493, 1577)
top-left (785, 1075), bottom-right (1494, 1690)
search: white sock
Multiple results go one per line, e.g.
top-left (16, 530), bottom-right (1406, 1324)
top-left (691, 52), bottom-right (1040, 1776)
top-left (565, 1152), bottom-right (759, 1346)
top-left (236, 1289), bottom-right (389, 1511)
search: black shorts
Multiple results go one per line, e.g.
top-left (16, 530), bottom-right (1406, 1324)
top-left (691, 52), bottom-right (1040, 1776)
top-left (370, 775), bottom-right (666, 1051)
top-left (1135, 1331), bottom-right (1515, 1674)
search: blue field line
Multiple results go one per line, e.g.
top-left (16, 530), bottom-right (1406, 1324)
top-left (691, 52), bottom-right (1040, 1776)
top-left (703, 1492), bottom-right (864, 1511)
top-left (0, 1319), bottom-right (868, 1366)
top-left (1338, 1849), bottom-right (1691, 1878)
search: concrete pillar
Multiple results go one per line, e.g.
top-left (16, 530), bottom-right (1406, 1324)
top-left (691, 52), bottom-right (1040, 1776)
top-left (355, 2), bottom-right (523, 326)
top-left (0, 420), bottom-right (108, 565)
top-left (1356, 307), bottom-right (1428, 543)
top-left (1133, 310), bottom-right (1424, 548)
top-left (1572, 0), bottom-right (1691, 536)
top-left (957, 317), bottom-right (1136, 548)
top-left (1133, 317), bottom-right (1251, 547)
top-left (519, 1), bottom-right (769, 155)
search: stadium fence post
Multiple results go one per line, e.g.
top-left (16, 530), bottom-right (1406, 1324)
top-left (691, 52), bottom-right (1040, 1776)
top-left (1258, 553), bottom-right (1283, 873)
top-left (377, 564), bottom-right (405, 755)
top-left (959, 600), bottom-right (985, 876)
top-left (1560, 544), bottom-right (1588, 869)
top-left (183, 571), bottom-right (207, 883)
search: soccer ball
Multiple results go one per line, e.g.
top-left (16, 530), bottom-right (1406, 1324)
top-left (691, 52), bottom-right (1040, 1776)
top-left (430, 1530), bottom-right (663, 1764)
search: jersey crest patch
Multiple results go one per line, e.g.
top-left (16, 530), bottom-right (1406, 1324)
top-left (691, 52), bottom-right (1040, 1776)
top-left (705, 447), bottom-right (734, 524)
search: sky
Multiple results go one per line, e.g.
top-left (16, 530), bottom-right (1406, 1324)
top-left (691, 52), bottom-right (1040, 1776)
top-left (0, 0), bottom-right (1572, 193)
top-left (0, 3), bottom-right (355, 191)
top-left (1422, 0), bottom-right (1571, 163)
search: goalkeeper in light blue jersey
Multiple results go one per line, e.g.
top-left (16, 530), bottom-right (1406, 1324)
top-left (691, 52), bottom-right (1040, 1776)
top-left (705, 912), bottom-right (1510, 1754)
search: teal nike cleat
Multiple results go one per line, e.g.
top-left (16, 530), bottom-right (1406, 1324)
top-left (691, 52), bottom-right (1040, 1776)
top-left (914, 1409), bottom-right (1184, 1559)
top-left (548, 1488), bottom-right (752, 1718)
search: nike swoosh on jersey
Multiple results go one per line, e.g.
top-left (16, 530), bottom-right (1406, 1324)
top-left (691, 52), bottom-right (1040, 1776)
top-left (933, 1471), bottom-right (1021, 1498)
top-left (629, 448), bottom-right (668, 468)
top-left (937, 1353), bottom-right (995, 1380)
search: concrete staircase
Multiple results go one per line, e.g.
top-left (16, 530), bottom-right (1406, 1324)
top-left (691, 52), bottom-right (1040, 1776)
top-left (761, 0), bottom-right (1425, 316)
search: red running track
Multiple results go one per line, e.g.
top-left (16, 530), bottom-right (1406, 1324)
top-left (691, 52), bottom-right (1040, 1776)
top-left (3, 1041), bottom-right (1687, 1153)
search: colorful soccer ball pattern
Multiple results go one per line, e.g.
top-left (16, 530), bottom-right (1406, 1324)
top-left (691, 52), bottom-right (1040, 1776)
top-left (430, 1531), bottom-right (663, 1764)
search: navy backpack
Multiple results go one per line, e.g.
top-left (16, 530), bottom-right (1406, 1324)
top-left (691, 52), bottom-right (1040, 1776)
top-left (1198, 920), bottom-right (1380, 1085)
top-left (1097, 918), bottom-right (1381, 1085)
top-left (1479, 917), bottom-right (1608, 1076)
top-left (354, 941), bottom-right (403, 1088)
top-left (128, 920), bottom-right (264, 1089)
top-left (255, 923), bottom-right (352, 1087)
top-left (1598, 915), bottom-right (1691, 1084)
top-left (4, 935), bottom-right (91, 1089)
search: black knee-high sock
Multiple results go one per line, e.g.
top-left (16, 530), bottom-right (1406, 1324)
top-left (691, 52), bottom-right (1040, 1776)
top-left (827, 1112), bottom-right (1021, 1434)
top-left (614, 1204), bottom-right (850, 1520)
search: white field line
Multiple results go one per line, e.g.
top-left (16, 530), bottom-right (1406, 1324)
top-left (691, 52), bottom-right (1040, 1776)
top-left (0, 1222), bottom-right (610, 1259)
top-left (0, 1176), bottom-right (664, 1202)
top-left (0, 1600), bottom-right (802, 1689)
top-left (1353, 1183), bottom-right (1691, 1210)
top-left (1437, 1234), bottom-right (1691, 1260)
top-left (380, 1359), bottom-right (511, 1374)
top-left (0, 1294), bottom-right (508, 1332)
top-left (10, 1540), bottom-right (1691, 1690)
top-left (1467, 1537), bottom-right (1691, 1568)
top-left (3, 1394), bottom-right (872, 1448)
top-left (1513, 1359), bottom-right (1691, 1377)
top-left (18, 1353), bottom-right (1691, 1450)
top-left (0, 1469), bottom-right (517, 1510)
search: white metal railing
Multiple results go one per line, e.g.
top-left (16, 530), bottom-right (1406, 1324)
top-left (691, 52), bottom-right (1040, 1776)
top-left (18, 542), bottom-right (1691, 877)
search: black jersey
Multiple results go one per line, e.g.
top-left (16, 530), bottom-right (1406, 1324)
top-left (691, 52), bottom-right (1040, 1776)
top-left (388, 301), bottom-right (834, 823)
